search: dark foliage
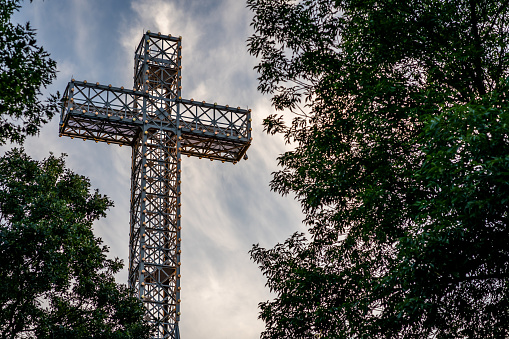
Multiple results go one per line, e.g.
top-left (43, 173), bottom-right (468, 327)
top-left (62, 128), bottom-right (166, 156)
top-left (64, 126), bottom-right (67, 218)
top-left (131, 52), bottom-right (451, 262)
top-left (0, 0), bottom-right (58, 145)
top-left (248, 0), bottom-right (509, 337)
top-left (0, 149), bottom-right (151, 338)
top-left (0, 2), bottom-right (151, 337)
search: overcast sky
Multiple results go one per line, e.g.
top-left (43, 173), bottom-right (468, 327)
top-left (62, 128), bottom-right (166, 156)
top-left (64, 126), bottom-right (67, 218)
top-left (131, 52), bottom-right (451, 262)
top-left (9, 0), bottom-right (306, 338)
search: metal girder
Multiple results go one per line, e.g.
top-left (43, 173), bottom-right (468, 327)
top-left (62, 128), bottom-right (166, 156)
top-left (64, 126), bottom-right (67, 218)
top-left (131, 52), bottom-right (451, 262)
top-left (58, 32), bottom-right (251, 339)
top-left (60, 82), bottom-right (251, 161)
top-left (129, 128), bottom-right (181, 338)
top-left (60, 82), bottom-right (143, 145)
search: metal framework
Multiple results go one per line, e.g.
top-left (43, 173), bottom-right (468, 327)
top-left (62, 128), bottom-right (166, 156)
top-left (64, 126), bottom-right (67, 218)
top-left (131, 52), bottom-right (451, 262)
top-left (59, 32), bottom-right (251, 339)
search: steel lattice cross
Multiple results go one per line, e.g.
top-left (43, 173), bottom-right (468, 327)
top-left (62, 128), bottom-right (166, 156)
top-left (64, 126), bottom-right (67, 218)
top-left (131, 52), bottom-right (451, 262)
top-left (59, 31), bottom-right (252, 339)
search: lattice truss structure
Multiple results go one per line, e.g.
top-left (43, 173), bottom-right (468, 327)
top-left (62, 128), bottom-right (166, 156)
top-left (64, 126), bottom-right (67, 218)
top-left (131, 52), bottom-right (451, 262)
top-left (59, 32), bottom-right (252, 339)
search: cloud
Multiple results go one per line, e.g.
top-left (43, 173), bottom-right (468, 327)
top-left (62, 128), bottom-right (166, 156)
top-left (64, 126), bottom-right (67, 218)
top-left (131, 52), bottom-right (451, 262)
top-left (8, 1), bottom-right (306, 337)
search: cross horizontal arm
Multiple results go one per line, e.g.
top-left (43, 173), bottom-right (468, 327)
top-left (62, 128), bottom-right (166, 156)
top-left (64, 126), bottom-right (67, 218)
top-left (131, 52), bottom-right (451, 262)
top-left (59, 80), bottom-right (144, 146)
top-left (176, 98), bottom-right (252, 162)
top-left (59, 80), bottom-right (252, 162)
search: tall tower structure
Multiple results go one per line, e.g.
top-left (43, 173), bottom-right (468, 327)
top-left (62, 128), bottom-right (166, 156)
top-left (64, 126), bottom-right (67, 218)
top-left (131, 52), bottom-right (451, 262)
top-left (59, 31), bottom-right (251, 338)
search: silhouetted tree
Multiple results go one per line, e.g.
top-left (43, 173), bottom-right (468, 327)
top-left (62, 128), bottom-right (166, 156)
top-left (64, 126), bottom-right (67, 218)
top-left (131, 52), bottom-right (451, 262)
top-left (0, 2), bottom-right (151, 337)
top-left (248, 0), bottom-right (509, 337)
top-left (0, 0), bottom-right (59, 145)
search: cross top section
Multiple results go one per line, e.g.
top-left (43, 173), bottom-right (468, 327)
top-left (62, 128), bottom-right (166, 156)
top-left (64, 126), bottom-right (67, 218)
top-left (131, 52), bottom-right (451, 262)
top-left (60, 31), bottom-right (252, 163)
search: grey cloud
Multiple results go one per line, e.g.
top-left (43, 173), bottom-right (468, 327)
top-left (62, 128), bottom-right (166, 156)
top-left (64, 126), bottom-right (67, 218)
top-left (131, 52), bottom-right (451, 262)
top-left (8, 1), bottom-right (305, 338)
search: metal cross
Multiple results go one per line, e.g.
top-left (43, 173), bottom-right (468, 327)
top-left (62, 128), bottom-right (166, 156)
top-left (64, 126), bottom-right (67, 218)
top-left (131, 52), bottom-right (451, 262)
top-left (59, 31), bottom-right (252, 339)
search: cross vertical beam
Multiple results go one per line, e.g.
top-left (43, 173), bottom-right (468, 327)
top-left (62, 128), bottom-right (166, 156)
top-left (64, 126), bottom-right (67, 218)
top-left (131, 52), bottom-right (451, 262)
top-left (130, 33), bottom-right (183, 337)
top-left (129, 130), bottom-right (181, 337)
top-left (59, 31), bottom-right (252, 339)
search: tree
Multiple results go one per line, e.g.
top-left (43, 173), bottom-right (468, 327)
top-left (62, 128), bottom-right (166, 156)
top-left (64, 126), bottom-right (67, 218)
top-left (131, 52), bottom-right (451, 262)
top-left (0, 0), bottom-right (58, 145)
top-left (247, 0), bottom-right (509, 337)
top-left (0, 149), bottom-right (151, 338)
top-left (0, 2), bottom-right (150, 337)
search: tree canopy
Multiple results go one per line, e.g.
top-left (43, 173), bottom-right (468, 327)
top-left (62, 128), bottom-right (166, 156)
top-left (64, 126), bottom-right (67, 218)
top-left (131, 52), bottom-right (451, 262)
top-left (0, 0), bottom-right (58, 145)
top-left (0, 1), bottom-right (150, 337)
top-left (0, 149), bottom-right (151, 338)
top-left (247, 0), bottom-right (509, 337)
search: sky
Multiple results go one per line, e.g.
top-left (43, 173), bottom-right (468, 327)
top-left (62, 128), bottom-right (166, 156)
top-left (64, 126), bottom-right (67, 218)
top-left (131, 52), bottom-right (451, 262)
top-left (9, 0), bottom-right (306, 338)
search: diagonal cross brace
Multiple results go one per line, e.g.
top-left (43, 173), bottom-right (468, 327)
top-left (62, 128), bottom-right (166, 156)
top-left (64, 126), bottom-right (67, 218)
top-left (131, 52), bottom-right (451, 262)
top-left (59, 32), bottom-right (252, 339)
